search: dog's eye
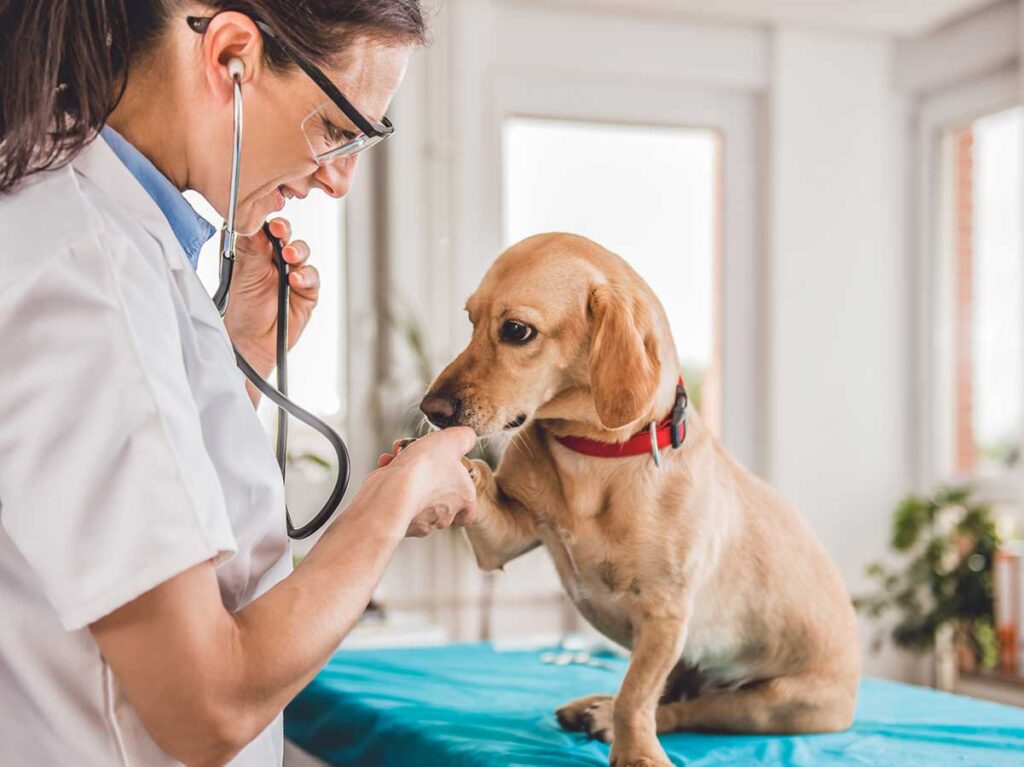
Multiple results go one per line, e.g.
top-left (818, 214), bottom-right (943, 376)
top-left (500, 320), bottom-right (536, 344)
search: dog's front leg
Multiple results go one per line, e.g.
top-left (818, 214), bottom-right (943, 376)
top-left (463, 459), bottom-right (540, 571)
top-left (610, 613), bottom-right (687, 767)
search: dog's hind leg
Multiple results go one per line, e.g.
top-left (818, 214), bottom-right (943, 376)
top-left (654, 674), bottom-right (856, 735)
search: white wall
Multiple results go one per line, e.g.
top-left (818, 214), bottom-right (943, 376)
top-left (896, 0), bottom-right (1018, 97)
top-left (767, 29), bottom-right (912, 678)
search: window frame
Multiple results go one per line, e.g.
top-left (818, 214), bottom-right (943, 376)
top-left (481, 72), bottom-right (764, 472)
top-left (913, 66), bottom-right (1024, 503)
top-left (499, 113), bottom-right (725, 436)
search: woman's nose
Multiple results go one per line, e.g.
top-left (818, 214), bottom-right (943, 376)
top-left (312, 155), bottom-right (358, 198)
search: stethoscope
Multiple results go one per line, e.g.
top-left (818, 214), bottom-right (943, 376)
top-left (212, 58), bottom-right (350, 539)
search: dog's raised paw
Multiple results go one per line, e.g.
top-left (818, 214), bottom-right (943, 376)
top-left (555, 694), bottom-right (613, 734)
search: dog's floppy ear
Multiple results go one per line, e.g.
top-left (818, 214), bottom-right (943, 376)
top-left (587, 283), bottom-right (661, 429)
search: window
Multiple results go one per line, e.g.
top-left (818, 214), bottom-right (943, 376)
top-left (185, 191), bottom-right (347, 418)
top-left (502, 117), bottom-right (722, 432)
top-left (935, 106), bottom-right (1023, 479)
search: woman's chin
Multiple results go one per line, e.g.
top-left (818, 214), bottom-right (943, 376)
top-left (235, 195), bottom-right (283, 236)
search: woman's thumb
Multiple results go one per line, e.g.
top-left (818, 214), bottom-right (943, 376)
top-left (431, 426), bottom-right (477, 456)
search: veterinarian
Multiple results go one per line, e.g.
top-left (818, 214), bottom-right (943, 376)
top-left (0, 2), bottom-right (476, 765)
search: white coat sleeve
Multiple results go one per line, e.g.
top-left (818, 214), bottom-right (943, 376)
top-left (0, 227), bottom-right (237, 631)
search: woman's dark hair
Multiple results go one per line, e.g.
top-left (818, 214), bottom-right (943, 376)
top-left (0, 0), bottom-right (425, 194)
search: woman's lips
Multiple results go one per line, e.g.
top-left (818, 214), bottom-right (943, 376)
top-left (266, 185), bottom-right (305, 214)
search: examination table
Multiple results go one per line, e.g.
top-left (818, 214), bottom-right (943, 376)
top-left (284, 642), bottom-right (1024, 766)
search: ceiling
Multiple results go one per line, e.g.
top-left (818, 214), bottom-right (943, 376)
top-left (533, 0), bottom-right (1001, 38)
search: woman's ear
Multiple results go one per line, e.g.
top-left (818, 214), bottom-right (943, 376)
top-left (198, 12), bottom-right (265, 101)
top-left (587, 283), bottom-right (661, 429)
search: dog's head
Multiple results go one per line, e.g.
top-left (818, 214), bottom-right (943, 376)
top-left (421, 233), bottom-right (677, 438)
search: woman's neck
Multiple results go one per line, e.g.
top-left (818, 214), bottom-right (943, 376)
top-left (106, 46), bottom-right (190, 190)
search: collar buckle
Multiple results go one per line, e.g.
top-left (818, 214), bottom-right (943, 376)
top-left (648, 421), bottom-right (662, 468)
top-left (669, 383), bottom-right (689, 449)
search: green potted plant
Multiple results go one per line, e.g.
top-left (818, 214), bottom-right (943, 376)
top-left (855, 486), bottom-right (1000, 683)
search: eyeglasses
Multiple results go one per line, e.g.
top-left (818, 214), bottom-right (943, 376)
top-left (187, 15), bottom-right (394, 164)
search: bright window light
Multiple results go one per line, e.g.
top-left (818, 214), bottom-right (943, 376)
top-left (503, 117), bottom-right (721, 429)
top-left (185, 191), bottom-right (346, 418)
top-left (939, 106), bottom-right (1023, 476)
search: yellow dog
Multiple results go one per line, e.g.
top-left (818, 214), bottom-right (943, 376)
top-left (418, 233), bottom-right (859, 767)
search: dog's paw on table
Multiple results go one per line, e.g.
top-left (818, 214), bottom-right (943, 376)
top-left (610, 757), bottom-right (673, 767)
top-left (579, 698), bottom-right (616, 743)
top-left (555, 694), bottom-right (615, 741)
top-left (610, 740), bottom-right (674, 767)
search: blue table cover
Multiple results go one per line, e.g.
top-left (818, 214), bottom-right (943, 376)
top-left (285, 642), bottom-right (1024, 766)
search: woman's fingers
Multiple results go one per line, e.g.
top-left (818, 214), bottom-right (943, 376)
top-left (433, 426), bottom-right (478, 457)
top-left (406, 507), bottom-right (436, 538)
top-left (236, 217), bottom-right (296, 266)
top-left (405, 504), bottom-right (464, 538)
top-left (282, 239), bottom-right (310, 266)
top-left (401, 427), bottom-right (476, 461)
top-left (392, 437), bottom-right (419, 455)
top-left (288, 264), bottom-right (319, 294)
top-left (378, 429), bottom-right (478, 540)
top-left (267, 217), bottom-right (291, 243)
top-left (454, 506), bottom-right (475, 526)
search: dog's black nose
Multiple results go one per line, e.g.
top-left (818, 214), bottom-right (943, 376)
top-left (420, 392), bottom-right (462, 428)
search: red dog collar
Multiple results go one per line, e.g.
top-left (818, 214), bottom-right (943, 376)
top-left (554, 378), bottom-right (688, 463)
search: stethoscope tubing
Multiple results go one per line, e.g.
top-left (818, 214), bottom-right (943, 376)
top-left (212, 70), bottom-right (351, 539)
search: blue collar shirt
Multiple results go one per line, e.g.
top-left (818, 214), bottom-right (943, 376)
top-left (100, 126), bottom-right (215, 269)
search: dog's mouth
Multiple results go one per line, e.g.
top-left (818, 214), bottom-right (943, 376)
top-left (503, 413), bottom-right (528, 431)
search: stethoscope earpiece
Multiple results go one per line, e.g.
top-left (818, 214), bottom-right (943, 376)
top-left (226, 57), bottom-right (245, 81)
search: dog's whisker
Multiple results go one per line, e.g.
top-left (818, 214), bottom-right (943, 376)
top-left (510, 427), bottom-right (536, 462)
top-left (474, 436), bottom-right (492, 462)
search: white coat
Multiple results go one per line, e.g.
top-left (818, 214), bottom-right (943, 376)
top-left (0, 136), bottom-right (291, 765)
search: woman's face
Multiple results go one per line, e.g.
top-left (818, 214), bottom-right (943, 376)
top-left (196, 33), bottom-right (411, 234)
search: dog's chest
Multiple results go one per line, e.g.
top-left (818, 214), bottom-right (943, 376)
top-left (541, 527), bottom-right (752, 675)
top-left (542, 533), bottom-right (637, 646)
top-left (534, 504), bottom-right (656, 650)
top-left (532, 484), bottom-right (744, 667)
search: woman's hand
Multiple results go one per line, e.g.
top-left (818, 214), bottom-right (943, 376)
top-left (223, 217), bottom-right (320, 377)
top-left (368, 428), bottom-right (478, 538)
